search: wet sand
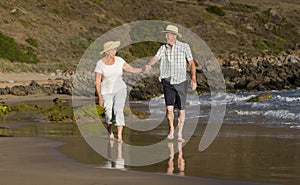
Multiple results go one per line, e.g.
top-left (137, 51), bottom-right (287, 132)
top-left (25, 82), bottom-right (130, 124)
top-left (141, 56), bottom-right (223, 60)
top-left (0, 87), bottom-right (298, 185)
top-left (51, 124), bottom-right (300, 185)
top-left (0, 136), bottom-right (280, 185)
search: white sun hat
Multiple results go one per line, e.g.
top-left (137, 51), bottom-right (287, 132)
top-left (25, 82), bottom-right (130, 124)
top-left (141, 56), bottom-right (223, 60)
top-left (100, 41), bottom-right (121, 54)
top-left (162, 25), bottom-right (182, 37)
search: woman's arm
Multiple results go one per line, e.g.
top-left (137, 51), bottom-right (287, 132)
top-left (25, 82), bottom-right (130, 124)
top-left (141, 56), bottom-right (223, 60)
top-left (123, 62), bottom-right (144, 73)
top-left (95, 72), bottom-right (104, 106)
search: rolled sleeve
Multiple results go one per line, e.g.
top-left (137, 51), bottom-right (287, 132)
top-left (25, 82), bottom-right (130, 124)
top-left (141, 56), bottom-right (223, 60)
top-left (185, 44), bottom-right (193, 62)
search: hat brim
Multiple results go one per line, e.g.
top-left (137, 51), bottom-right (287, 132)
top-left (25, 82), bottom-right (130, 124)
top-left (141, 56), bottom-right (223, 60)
top-left (100, 41), bottom-right (121, 54)
top-left (162, 30), bottom-right (182, 37)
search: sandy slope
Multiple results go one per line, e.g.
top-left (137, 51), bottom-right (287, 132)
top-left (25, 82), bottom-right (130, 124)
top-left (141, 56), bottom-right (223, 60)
top-left (0, 72), bottom-right (70, 88)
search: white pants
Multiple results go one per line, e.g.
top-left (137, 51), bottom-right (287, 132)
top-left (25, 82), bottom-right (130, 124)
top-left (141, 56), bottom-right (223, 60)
top-left (102, 88), bottom-right (127, 126)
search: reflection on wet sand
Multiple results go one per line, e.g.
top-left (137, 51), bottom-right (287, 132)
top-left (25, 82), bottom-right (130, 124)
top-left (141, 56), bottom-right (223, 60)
top-left (103, 139), bottom-right (186, 175)
top-left (167, 141), bottom-right (185, 176)
top-left (104, 140), bottom-right (125, 170)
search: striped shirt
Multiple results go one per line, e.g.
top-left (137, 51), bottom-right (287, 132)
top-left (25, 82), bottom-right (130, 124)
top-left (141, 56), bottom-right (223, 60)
top-left (155, 40), bottom-right (193, 84)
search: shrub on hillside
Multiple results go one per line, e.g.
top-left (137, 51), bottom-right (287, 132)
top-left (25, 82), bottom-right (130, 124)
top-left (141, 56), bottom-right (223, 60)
top-left (226, 2), bottom-right (259, 13)
top-left (206, 5), bottom-right (225, 16)
top-left (0, 32), bottom-right (39, 64)
top-left (26, 37), bottom-right (39, 47)
top-left (129, 41), bottom-right (161, 58)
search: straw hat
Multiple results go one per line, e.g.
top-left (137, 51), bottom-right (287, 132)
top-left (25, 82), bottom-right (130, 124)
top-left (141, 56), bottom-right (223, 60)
top-left (100, 41), bottom-right (120, 54)
top-left (162, 25), bottom-right (182, 37)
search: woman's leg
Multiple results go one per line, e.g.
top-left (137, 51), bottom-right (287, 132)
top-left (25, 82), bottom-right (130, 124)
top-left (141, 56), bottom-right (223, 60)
top-left (107, 124), bottom-right (114, 140)
top-left (102, 94), bottom-right (114, 139)
top-left (113, 88), bottom-right (127, 142)
top-left (117, 126), bottom-right (123, 143)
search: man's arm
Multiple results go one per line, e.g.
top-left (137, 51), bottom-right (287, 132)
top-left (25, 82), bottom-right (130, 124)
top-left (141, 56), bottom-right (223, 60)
top-left (189, 60), bottom-right (197, 90)
top-left (145, 56), bottom-right (160, 71)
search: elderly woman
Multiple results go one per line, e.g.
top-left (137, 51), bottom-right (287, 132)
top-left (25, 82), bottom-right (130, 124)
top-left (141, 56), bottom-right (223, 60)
top-left (95, 41), bottom-right (145, 143)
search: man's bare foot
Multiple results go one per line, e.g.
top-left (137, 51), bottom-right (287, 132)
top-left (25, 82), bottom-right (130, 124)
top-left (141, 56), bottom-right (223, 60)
top-left (177, 138), bottom-right (185, 142)
top-left (109, 139), bottom-right (114, 147)
top-left (117, 139), bottom-right (123, 143)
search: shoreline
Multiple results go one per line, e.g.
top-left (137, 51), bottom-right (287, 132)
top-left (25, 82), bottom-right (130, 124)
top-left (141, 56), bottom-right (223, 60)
top-left (0, 72), bottom-right (70, 89)
top-left (0, 136), bottom-right (280, 185)
top-left (0, 93), bottom-right (73, 105)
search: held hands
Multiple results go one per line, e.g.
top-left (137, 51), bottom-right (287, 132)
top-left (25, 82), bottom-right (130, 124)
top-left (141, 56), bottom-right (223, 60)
top-left (139, 65), bottom-right (150, 73)
top-left (144, 64), bottom-right (152, 71)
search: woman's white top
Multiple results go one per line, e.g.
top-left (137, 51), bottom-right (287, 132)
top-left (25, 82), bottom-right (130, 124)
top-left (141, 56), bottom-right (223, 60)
top-left (94, 56), bottom-right (126, 95)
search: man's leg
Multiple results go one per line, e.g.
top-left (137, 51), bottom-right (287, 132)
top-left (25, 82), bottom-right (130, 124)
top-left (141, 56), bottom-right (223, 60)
top-left (177, 109), bottom-right (185, 142)
top-left (177, 141), bottom-right (185, 176)
top-left (167, 142), bottom-right (174, 174)
top-left (167, 105), bottom-right (175, 139)
top-left (174, 80), bottom-right (187, 142)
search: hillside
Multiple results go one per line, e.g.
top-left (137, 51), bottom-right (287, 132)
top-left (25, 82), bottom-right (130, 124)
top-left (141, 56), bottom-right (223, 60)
top-left (0, 0), bottom-right (299, 72)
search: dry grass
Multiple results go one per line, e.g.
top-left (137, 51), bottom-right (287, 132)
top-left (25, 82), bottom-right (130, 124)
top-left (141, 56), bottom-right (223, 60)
top-left (0, 0), bottom-right (299, 73)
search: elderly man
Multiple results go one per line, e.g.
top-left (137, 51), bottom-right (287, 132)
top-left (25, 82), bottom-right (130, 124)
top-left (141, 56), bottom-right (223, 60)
top-left (146, 25), bottom-right (197, 142)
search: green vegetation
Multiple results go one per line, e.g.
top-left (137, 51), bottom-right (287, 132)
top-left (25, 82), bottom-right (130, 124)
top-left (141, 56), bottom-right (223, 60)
top-left (201, 13), bottom-right (215, 21)
top-left (0, 100), bottom-right (108, 124)
top-left (247, 93), bottom-right (274, 102)
top-left (26, 38), bottom-right (38, 47)
top-left (0, 58), bottom-right (74, 73)
top-left (0, 104), bottom-right (12, 118)
top-left (42, 105), bottom-right (74, 122)
top-left (0, 32), bottom-right (39, 64)
top-left (1, 100), bottom-right (149, 124)
top-left (74, 103), bottom-right (105, 121)
top-left (206, 6), bottom-right (225, 16)
top-left (271, 21), bottom-right (299, 39)
top-left (12, 104), bottom-right (38, 112)
top-left (52, 8), bottom-right (61, 15)
top-left (0, 103), bottom-right (75, 123)
top-left (129, 42), bottom-right (161, 58)
top-left (175, 1), bottom-right (190, 5)
top-left (226, 2), bottom-right (259, 13)
top-left (255, 11), bottom-right (269, 25)
top-left (90, 0), bottom-right (102, 5)
top-left (252, 38), bottom-right (284, 55)
top-left (117, 50), bottom-right (136, 63)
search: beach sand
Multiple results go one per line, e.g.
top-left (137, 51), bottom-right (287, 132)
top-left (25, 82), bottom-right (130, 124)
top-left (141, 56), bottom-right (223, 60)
top-left (0, 136), bottom-right (280, 185)
top-left (0, 73), bottom-right (297, 185)
top-left (0, 72), bottom-right (73, 105)
top-left (0, 72), bottom-right (70, 88)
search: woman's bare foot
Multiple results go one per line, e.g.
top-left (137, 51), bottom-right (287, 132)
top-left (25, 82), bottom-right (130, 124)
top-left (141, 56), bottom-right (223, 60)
top-left (167, 129), bottom-right (174, 140)
top-left (109, 133), bottom-right (114, 140)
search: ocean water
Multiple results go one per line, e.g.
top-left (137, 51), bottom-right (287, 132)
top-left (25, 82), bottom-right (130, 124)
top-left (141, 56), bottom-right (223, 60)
top-left (134, 88), bottom-right (300, 130)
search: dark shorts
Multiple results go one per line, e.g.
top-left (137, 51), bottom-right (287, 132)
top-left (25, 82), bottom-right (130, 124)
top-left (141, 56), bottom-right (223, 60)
top-left (161, 79), bottom-right (188, 110)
